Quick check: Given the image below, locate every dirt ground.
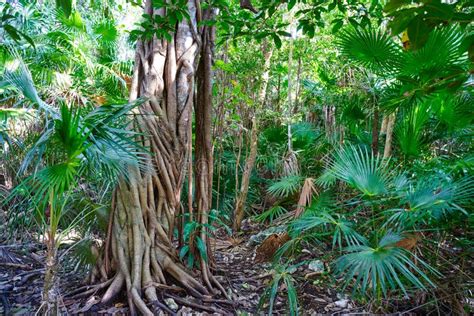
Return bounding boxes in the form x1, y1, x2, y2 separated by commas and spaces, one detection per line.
0, 221, 466, 315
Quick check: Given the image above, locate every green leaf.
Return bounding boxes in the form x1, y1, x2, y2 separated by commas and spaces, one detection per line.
272, 34, 282, 49
17, 30, 35, 48
1, 14, 15, 22
288, 0, 296, 11
337, 1, 347, 13
424, 2, 454, 20
407, 17, 430, 50
335, 231, 439, 297
337, 27, 402, 74
331, 19, 343, 34
384, 0, 411, 13
4, 24, 22, 41
284, 276, 298, 316
179, 245, 189, 259
268, 175, 303, 198
56, 0, 72, 18
277, 31, 292, 37
317, 145, 394, 196
196, 237, 208, 262
388, 9, 416, 34
348, 17, 359, 28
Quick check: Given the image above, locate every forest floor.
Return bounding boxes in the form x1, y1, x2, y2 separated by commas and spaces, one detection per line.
0, 220, 461, 315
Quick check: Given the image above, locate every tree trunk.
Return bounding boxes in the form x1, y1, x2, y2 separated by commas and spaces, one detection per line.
293, 56, 302, 114
93, 1, 214, 314
42, 234, 59, 315
232, 41, 273, 232
194, 8, 225, 294
380, 115, 388, 135
372, 107, 379, 155
383, 113, 396, 158
233, 117, 258, 232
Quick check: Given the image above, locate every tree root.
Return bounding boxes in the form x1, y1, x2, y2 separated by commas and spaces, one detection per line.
165, 293, 229, 314
65, 278, 113, 299
89, 177, 224, 315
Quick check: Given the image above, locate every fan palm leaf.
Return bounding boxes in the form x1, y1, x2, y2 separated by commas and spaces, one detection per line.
335, 232, 438, 297
318, 145, 394, 196
337, 28, 402, 74
1, 52, 57, 116
401, 26, 468, 80
291, 207, 366, 250
267, 175, 304, 198
255, 205, 287, 223
395, 102, 430, 158
385, 175, 474, 228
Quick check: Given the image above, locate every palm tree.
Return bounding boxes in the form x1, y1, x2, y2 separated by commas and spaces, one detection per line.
2, 56, 142, 313
337, 26, 471, 158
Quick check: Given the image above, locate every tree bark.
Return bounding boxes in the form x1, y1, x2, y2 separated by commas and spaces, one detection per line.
194, 8, 225, 294
42, 233, 59, 315
372, 107, 379, 155
93, 1, 215, 314
380, 115, 388, 135
293, 56, 302, 114
383, 113, 396, 158
233, 117, 258, 232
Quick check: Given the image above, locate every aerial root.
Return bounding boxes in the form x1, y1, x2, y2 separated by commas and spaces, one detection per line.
65, 278, 114, 299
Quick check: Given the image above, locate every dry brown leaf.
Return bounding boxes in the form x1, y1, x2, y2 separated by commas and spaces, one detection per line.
295, 178, 317, 217
255, 233, 291, 263
395, 234, 420, 250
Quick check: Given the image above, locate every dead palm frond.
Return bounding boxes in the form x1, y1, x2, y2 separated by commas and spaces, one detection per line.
295, 177, 317, 217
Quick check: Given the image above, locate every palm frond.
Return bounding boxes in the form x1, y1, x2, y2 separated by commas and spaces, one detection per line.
267, 175, 304, 198
255, 205, 287, 223
1, 52, 57, 116
432, 92, 473, 132
335, 231, 438, 297
295, 178, 317, 216
291, 210, 366, 250
395, 102, 430, 158
337, 28, 402, 74
402, 26, 468, 80
385, 175, 474, 228
318, 145, 394, 196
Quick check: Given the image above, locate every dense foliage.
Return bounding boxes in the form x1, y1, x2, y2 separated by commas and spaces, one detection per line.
1, 0, 473, 314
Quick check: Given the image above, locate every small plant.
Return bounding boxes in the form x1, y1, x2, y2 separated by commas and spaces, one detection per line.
259, 263, 300, 316
255, 205, 287, 223
179, 209, 230, 268
334, 232, 439, 300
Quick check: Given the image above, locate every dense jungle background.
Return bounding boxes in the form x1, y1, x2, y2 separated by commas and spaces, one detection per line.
0, 0, 473, 314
